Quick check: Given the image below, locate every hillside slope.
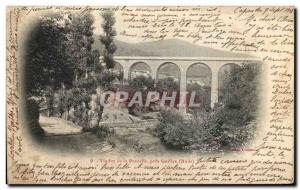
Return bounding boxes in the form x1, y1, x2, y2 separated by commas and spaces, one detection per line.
93, 36, 251, 58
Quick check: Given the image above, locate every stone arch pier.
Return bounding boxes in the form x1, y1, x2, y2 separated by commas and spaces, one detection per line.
113, 56, 260, 112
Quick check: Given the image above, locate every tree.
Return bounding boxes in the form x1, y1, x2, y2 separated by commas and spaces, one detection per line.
66, 13, 99, 81
92, 10, 118, 121
156, 78, 179, 93
25, 13, 73, 96
187, 83, 211, 111
65, 13, 100, 113
211, 63, 260, 148
128, 76, 155, 91
100, 10, 117, 69
89, 49, 102, 75
25, 13, 101, 118
221, 63, 260, 123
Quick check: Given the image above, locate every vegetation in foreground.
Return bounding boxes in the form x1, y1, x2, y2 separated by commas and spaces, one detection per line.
156, 63, 259, 152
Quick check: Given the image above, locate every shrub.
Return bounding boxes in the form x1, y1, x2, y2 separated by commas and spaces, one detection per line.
156, 110, 215, 151
220, 63, 260, 124
156, 109, 256, 152
156, 111, 191, 149
156, 60, 260, 152
156, 77, 179, 92
203, 107, 256, 150
187, 83, 211, 111
128, 76, 155, 91
97, 69, 118, 90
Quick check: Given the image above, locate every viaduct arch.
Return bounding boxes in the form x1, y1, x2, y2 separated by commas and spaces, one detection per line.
111, 56, 260, 112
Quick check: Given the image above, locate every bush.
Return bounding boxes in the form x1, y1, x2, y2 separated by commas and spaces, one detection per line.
98, 69, 120, 90
156, 77, 179, 92
156, 111, 194, 149
187, 83, 211, 111
156, 109, 256, 152
156, 62, 260, 152
220, 63, 260, 123
128, 76, 155, 91
205, 107, 256, 150
156, 110, 221, 151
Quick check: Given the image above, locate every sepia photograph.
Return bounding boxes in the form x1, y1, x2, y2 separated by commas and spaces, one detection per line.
6, 5, 294, 185
24, 10, 262, 156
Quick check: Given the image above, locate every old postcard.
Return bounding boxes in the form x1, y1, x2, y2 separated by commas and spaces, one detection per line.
6, 6, 294, 184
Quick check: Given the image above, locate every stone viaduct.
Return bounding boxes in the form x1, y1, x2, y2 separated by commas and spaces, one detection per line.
111, 56, 260, 111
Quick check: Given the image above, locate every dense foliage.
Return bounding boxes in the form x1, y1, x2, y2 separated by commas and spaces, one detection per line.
156, 77, 179, 92
25, 14, 73, 96
156, 63, 260, 151
25, 11, 119, 137
128, 76, 155, 91
187, 83, 211, 111
100, 11, 117, 69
